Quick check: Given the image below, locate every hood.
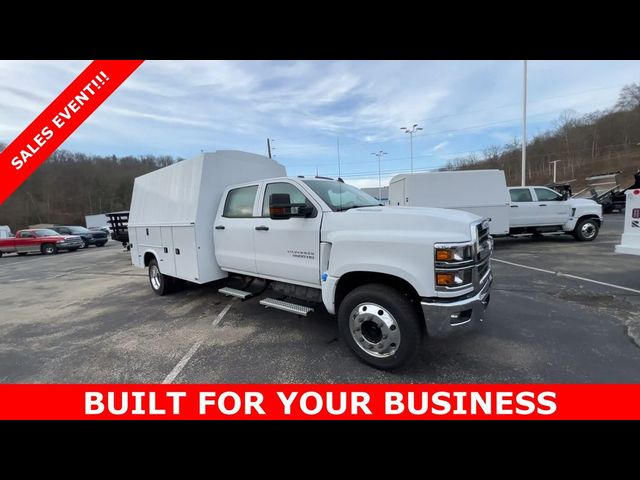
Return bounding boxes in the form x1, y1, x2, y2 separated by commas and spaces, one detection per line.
567, 198, 600, 208
322, 206, 481, 243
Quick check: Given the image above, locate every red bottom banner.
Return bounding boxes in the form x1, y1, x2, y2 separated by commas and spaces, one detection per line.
0, 384, 638, 420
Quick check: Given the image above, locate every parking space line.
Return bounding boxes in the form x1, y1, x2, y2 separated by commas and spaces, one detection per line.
493, 258, 640, 295
161, 301, 233, 384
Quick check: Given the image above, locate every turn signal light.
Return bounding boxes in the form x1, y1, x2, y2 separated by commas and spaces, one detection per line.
436, 273, 455, 286
436, 249, 453, 261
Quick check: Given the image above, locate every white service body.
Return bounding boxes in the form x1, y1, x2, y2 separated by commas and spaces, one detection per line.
615, 189, 640, 256
85, 214, 110, 230
389, 170, 510, 235
128, 151, 286, 283
0, 226, 10, 239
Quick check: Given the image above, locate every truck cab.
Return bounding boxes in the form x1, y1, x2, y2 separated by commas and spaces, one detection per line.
508, 186, 603, 241
212, 177, 492, 368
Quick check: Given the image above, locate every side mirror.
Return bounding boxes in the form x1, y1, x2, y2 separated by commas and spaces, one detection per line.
269, 193, 309, 220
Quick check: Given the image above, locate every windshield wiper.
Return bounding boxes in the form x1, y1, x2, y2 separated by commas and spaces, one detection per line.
337, 205, 377, 212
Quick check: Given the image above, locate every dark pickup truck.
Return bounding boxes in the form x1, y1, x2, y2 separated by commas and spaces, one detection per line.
0, 229, 84, 257
52, 226, 109, 248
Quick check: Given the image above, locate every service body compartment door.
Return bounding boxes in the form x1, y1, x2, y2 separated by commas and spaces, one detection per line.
172, 226, 199, 281
160, 226, 176, 276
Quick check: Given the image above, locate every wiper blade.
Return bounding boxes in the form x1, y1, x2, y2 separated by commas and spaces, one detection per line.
337, 205, 377, 212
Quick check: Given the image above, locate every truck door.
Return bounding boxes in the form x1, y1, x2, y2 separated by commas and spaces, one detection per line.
214, 184, 259, 274
16, 231, 39, 252
254, 181, 321, 285
509, 188, 538, 226
533, 187, 571, 225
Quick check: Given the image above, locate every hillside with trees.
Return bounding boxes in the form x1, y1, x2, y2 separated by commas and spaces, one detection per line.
0, 148, 180, 230
444, 82, 640, 190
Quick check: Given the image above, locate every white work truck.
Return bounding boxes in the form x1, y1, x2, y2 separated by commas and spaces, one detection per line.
129, 151, 493, 369
507, 186, 603, 241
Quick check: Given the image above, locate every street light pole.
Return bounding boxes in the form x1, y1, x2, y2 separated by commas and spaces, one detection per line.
400, 124, 423, 173
522, 60, 528, 186
371, 151, 388, 201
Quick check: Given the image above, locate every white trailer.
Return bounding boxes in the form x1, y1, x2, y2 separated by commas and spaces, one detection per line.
389, 170, 510, 235
615, 189, 640, 256
85, 213, 110, 230
128, 151, 286, 284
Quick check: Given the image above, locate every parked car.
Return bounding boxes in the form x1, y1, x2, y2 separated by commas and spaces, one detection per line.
0, 229, 84, 257
52, 226, 109, 248
89, 226, 111, 235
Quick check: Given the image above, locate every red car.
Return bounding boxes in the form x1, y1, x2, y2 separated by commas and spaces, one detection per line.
0, 229, 84, 257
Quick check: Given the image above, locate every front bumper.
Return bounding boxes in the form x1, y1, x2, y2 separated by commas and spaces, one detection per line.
57, 240, 83, 249
420, 273, 492, 338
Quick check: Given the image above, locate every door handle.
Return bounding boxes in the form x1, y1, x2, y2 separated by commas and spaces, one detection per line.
255, 225, 269, 231
511, 205, 519, 208
215, 225, 225, 230
539, 204, 547, 207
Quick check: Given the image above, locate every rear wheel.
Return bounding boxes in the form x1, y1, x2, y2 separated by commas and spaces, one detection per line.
149, 259, 174, 296
573, 218, 599, 241
41, 243, 58, 255
338, 283, 423, 370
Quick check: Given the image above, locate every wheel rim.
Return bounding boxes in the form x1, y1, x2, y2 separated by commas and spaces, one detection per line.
150, 266, 162, 290
44, 246, 54, 254
581, 222, 596, 239
349, 302, 401, 358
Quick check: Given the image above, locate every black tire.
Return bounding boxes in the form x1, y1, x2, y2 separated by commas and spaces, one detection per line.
0, 251, 3, 258
572, 218, 600, 241
81, 239, 89, 249
69, 247, 79, 252
338, 283, 423, 370
148, 259, 174, 296
17, 252, 28, 256
41, 243, 58, 255
96, 242, 107, 247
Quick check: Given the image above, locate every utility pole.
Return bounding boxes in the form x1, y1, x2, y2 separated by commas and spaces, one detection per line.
267, 138, 272, 159
401, 124, 423, 173
549, 160, 561, 183
371, 151, 388, 201
522, 60, 528, 186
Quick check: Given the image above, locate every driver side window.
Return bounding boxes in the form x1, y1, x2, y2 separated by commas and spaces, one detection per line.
534, 188, 562, 202
262, 183, 315, 217
19, 231, 34, 238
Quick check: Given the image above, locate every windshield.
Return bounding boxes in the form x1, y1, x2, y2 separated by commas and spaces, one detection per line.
302, 180, 381, 212
35, 229, 60, 237
69, 226, 90, 234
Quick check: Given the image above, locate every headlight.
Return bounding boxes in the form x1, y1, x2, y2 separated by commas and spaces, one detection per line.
435, 245, 473, 262
436, 269, 473, 287
56, 240, 66, 244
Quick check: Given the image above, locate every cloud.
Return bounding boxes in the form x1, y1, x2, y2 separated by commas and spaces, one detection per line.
1, 60, 640, 179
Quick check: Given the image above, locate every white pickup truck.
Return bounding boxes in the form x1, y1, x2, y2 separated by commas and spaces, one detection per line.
508, 186, 603, 241
129, 151, 493, 369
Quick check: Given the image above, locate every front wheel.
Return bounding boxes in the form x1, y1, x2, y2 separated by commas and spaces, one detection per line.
41, 243, 58, 255
149, 259, 174, 296
81, 239, 89, 249
573, 218, 600, 241
338, 284, 423, 370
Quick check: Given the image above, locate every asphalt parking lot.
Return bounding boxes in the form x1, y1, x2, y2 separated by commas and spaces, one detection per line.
1, 215, 639, 383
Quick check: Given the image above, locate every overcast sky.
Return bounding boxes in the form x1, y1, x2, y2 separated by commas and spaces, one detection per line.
1, 60, 639, 187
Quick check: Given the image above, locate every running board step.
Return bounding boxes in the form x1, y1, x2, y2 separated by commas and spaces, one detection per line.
259, 298, 314, 316
218, 287, 252, 300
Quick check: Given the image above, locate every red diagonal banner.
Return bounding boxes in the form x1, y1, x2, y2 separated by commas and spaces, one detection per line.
0, 60, 144, 204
